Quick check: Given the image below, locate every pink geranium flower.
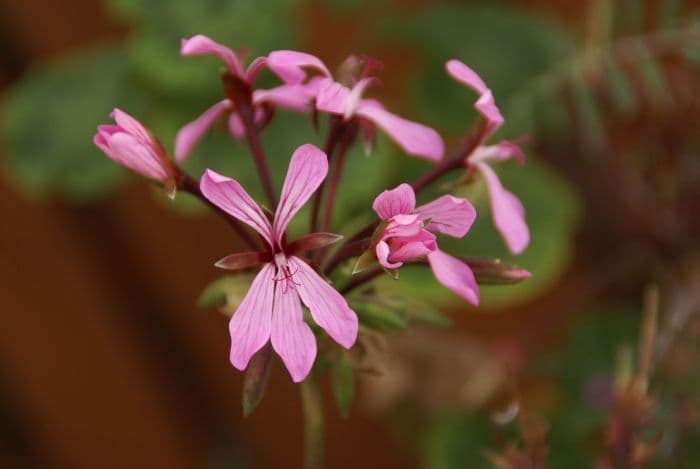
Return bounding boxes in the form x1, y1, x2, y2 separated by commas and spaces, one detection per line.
200, 144, 358, 382
175, 37, 331, 162
268, 52, 445, 162
370, 183, 479, 305
94, 108, 172, 183
446, 59, 530, 254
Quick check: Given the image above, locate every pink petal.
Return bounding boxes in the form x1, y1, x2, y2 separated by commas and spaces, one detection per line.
266, 50, 330, 85
270, 277, 317, 383
98, 132, 169, 181
180, 35, 244, 77
416, 194, 476, 238
355, 103, 444, 161
344, 77, 375, 119
476, 162, 530, 255
174, 100, 232, 162
110, 108, 151, 142
388, 230, 437, 263
427, 250, 479, 305
228, 263, 275, 371
228, 107, 266, 140
315, 79, 350, 115
475, 90, 504, 138
471, 140, 525, 165
376, 240, 402, 269
445, 60, 504, 138
253, 84, 313, 113
245, 56, 268, 83
200, 169, 273, 246
445, 59, 489, 95
272, 144, 328, 244
289, 257, 358, 349
372, 183, 416, 219
383, 213, 423, 238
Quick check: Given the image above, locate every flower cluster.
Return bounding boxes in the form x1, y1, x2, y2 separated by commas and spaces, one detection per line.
93, 35, 530, 384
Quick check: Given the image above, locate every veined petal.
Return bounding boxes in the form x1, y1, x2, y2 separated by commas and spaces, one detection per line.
383, 213, 422, 238
445, 59, 489, 95
266, 50, 330, 85
344, 77, 375, 119
180, 35, 244, 77
316, 79, 350, 114
102, 132, 169, 181
427, 250, 479, 305
272, 144, 328, 244
372, 183, 416, 219
229, 264, 275, 371
388, 230, 437, 262
174, 100, 232, 162
200, 169, 273, 246
416, 194, 476, 238
476, 162, 529, 255
270, 278, 316, 383
289, 257, 358, 349
355, 103, 444, 161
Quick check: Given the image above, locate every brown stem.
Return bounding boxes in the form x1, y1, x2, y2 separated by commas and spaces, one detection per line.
320, 134, 354, 234
176, 170, 260, 250
322, 237, 371, 274
310, 116, 343, 233
340, 267, 383, 295
223, 74, 277, 209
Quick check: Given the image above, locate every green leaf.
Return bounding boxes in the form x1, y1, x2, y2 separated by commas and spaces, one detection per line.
1, 45, 137, 202
197, 274, 254, 310
330, 351, 355, 418
351, 300, 408, 332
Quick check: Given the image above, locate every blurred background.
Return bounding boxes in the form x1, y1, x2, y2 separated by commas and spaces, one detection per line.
1, 0, 700, 467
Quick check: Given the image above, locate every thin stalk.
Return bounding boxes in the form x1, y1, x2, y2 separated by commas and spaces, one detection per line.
321, 237, 371, 274
239, 107, 277, 209
310, 117, 343, 233
300, 376, 324, 469
320, 136, 353, 234
176, 170, 259, 250
340, 266, 383, 295
223, 74, 277, 209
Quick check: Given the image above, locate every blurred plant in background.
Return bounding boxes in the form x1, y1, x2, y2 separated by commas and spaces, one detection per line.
2, 0, 700, 468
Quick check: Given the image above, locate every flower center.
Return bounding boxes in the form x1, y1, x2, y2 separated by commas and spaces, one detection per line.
273, 253, 300, 293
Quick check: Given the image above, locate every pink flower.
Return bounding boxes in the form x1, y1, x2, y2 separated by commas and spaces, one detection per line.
371, 183, 479, 305
200, 144, 358, 382
94, 109, 171, 182
268, 51, 444, 161
175, 37, 331, 162
446, 59, 530, 254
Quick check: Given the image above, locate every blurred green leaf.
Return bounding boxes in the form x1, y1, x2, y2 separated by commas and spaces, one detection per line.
197, 274, 254, 311
1, 45, 137, 202
351, 300, 408, 332
330, 351, 355, 418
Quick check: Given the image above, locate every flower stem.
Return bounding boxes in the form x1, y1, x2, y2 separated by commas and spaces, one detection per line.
300, 376, 324, 469
340, 266, 383, 294
310, 116, 342, 233
176, 169, 260, 250
223, 74, 277, 209
320, 131, 354, 234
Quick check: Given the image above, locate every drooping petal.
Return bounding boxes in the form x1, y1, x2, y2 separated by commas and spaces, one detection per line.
476, 162, 529, 254
272, 144, 328, 244
245, 56, 268, 83
174, 100, 232, 162
266, 50, 331, 85
228, 264, 275, 371
445, 60, 504, 138
343, 77, 375, 119
200, 169, 273, 246
315, 79, 350, 115
427, 250, 479, 305
372, 183, 416, 219
355, 102, 444, 161
289, 257, 358, 349
98, 131, 169, 181
270, 278, 317, 383
383, 214, 423, 239
415, 194, 476, 238
445, 59, 489, 95
376, 240, 403, 269
180, 35, 244, 77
